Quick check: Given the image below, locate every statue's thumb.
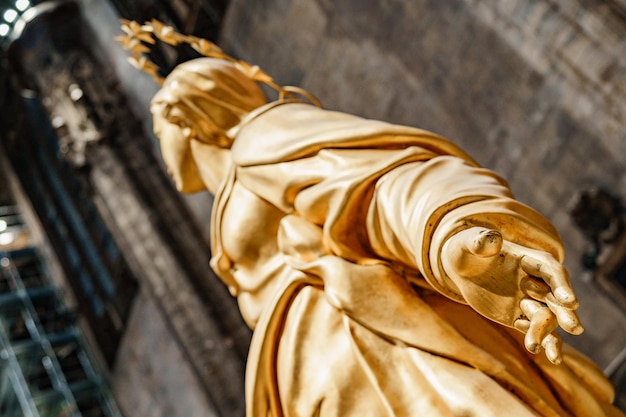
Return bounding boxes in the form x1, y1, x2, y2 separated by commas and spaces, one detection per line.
443, 227, 503, 278
465, 228, 503, 258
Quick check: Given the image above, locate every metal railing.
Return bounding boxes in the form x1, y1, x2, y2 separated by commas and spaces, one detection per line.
0, 247, 123, 417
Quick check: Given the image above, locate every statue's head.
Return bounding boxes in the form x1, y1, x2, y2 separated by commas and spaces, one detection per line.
151, 57, 267, 147
150, 58, 267, 192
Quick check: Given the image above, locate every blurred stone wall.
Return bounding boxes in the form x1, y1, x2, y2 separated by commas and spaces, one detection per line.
220, 0, 626, 367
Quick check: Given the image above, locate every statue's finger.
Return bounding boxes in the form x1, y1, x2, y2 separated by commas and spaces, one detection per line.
513, 318, 530, 333
541, 333, 563, 365
520, 298, 557, 354
520, 276, 550, 302
520, 255, 579, 310
544, 294, 584, 335
514, 317, 563, 364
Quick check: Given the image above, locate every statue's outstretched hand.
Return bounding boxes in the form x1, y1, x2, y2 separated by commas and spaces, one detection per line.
441, 227, 583, 364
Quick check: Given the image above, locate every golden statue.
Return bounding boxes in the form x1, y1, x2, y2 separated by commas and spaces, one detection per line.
119, 21, 625, 417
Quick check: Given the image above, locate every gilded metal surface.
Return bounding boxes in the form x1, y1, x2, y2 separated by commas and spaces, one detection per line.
147, 51, 625, 416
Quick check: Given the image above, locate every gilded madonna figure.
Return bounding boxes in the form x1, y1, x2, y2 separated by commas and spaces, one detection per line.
119, 20, 625, 417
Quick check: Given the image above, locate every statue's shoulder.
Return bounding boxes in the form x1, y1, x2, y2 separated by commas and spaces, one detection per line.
231, 102, 374, 166
231, 102, 471, 167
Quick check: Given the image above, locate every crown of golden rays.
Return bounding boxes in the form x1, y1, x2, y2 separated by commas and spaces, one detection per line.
116, 19, 321, 106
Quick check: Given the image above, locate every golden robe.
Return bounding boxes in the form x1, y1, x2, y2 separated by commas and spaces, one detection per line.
207, 101, 622, 417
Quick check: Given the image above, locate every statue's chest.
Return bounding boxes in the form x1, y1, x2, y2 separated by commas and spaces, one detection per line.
219, 181, 285, 271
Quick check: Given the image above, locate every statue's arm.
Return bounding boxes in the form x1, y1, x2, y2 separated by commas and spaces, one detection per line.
236, 144, 581, 362
367, 154, 582, 364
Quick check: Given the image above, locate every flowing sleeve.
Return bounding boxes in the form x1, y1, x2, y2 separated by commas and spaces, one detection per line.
366, 155, 564, 302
